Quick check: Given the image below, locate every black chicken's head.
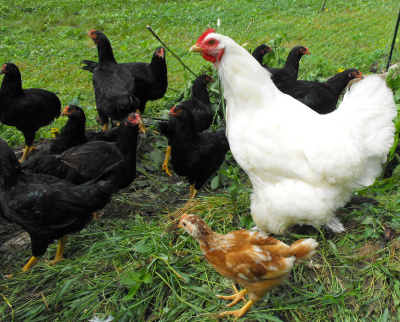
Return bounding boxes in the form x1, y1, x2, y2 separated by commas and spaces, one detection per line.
348, 69, 363, 79
0, 62, 18, 76
88, 29, 104, 44
205, 75, 215, 84
295, 46, 311, 56
256, 44, 272, 55
168, 105, 185, 117
155, 47, 165, 59
61, 105, 84, 118
123, 113, 144, 131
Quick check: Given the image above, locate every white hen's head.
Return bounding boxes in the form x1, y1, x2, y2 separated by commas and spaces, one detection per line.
189, 29, 230, 65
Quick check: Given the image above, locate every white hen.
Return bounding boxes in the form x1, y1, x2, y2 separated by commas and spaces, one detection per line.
190, 29, 396, 234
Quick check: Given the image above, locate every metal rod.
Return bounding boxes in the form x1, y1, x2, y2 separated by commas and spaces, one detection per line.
146, 25, 197, 77
386, 9, 400, 71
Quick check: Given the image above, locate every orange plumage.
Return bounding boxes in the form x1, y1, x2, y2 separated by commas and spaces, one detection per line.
178, 214, 318, 319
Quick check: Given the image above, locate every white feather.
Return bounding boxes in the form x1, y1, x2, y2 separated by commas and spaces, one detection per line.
204, 32, 396, 234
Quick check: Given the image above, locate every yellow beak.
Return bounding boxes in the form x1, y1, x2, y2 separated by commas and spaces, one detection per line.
189, 44, 203, 52
178, 213, 189, 228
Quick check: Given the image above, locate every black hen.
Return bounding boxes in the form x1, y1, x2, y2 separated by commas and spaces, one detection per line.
266, 46, 310, 85
0, 137, 121, 275
82, 47, 168, 116
50, 105, 121, 154
87, 30, 140, 131
0, 62, 61, 161
22, 113, 141, 190
161, 74, 215, 176
159, 105, 229, 200
252, 44, 272, 66
276, 69, 364, 114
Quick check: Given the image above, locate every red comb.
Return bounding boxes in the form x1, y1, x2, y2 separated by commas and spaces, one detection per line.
196, 29, 216, 44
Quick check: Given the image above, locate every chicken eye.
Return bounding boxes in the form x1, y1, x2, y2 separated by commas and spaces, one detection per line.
183, 222, 187, 227
209, 40, 215, 45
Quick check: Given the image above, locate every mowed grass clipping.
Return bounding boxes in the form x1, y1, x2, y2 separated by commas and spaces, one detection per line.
1, 0, 400, 321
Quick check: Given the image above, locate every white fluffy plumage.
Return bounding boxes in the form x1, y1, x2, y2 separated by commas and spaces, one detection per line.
191, 30, 396, 234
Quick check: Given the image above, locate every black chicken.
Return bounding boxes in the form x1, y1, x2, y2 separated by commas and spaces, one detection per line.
161, 74, 215, 176
276, 69, 364, 114
49, 105, 122, 154
87, 30, 140, 131
0, 137, 121, 275
266, 46, 310, 85
22, 113, 141, 190
0, 62, 61, 162
82, 47, 168, 116
159, 105, 229, 200
252, 44, 272, 66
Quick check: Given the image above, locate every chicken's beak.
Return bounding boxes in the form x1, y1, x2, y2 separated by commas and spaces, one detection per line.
178, 213, 189, 228
60, 106, 70, 117
190, 44, 203, 53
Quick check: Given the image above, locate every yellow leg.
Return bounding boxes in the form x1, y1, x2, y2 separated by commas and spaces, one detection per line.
219, 300, 255, 319
162, 146, 172, 176
93, 211, 101, 220
49, 235, 68, 265
3, 255, 41, 278
28, 145, 38, 153
22, 256, 41, 272
189, 184, 195, 199
19, 145, 31, 162
190, 188, 198, 200
102, 123, 108, 131
217, 285, 247, 307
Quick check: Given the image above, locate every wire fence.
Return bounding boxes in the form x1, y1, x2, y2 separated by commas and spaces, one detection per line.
0, 0, 399, 117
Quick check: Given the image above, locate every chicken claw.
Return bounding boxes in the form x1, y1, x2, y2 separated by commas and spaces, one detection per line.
219, 300, 255, 319
217, 285, 247, 307
19, 145, 38, 162
47, 236, 68, 266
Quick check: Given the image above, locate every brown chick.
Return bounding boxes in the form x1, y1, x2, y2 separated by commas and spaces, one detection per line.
178, 214, 318, 319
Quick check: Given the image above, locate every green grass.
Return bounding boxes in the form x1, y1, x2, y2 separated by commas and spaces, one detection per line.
1, 0, 400, 321
0, 0, 399, 145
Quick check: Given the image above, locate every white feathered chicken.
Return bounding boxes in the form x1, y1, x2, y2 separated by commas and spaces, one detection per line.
190, 29, 396, 234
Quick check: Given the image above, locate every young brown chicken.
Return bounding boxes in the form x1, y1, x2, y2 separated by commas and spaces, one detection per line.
178, 214, 318, 319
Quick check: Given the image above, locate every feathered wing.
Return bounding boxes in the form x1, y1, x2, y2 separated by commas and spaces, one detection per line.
306, 75, 396, 187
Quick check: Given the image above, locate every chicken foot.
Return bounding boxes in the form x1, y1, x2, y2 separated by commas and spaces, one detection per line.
217, 285, 255, 319
162, 145, 172, 176
47, 235, 68, 266
3, 255, 42, 278
219, 299, 255, 319
19, 145, 38, 162
217, 284, 247, 306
